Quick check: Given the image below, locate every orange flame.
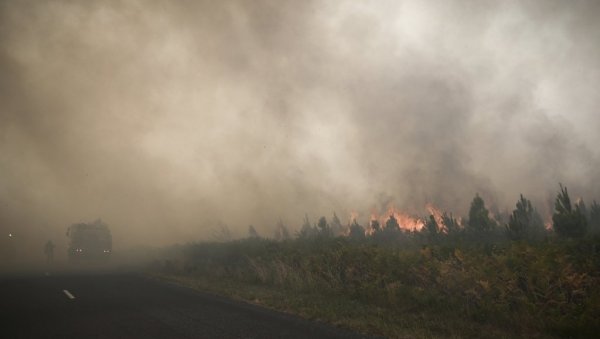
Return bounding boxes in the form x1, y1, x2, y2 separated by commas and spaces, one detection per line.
425, 203, 444, 226
356, 203, 452, 235
382, 205, 424, 231
349, 210, 359, 223
425, 203, 449, 233
369, 207, 379, 222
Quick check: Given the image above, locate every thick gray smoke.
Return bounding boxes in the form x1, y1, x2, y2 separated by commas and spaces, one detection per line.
1, 0, 599, 252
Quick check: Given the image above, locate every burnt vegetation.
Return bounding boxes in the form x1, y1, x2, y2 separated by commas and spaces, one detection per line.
155, 184, 600, 338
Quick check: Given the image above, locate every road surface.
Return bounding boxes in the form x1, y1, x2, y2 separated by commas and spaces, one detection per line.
0, 270, 371, 338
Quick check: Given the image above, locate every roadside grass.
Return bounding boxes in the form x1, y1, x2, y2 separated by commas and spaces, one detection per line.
148, 237, 600, 338
153, 273, 514, 339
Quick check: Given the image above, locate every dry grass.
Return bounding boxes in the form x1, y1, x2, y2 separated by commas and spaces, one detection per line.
149, 237, 600, 338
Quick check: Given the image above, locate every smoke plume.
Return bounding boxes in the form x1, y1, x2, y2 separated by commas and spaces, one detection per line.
1, 0, 599, 252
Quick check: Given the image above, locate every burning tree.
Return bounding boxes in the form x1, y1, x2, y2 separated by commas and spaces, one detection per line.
370, 214, 403, 243
348, 219, 366, 241
370, 219, 381, 233
423, 214, 440, 240
441, 212, 461, 235
384, 214, 402, 240
369, 218, 386, 242
384, 214, 400, 231
552, 184, 587, 238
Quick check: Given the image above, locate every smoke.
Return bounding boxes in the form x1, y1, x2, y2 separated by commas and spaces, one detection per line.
1, 0, 599, 251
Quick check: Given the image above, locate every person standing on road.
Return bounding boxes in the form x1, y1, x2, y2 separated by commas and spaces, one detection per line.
44, 240, 55, 263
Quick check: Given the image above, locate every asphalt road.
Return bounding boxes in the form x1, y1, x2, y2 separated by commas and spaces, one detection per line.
0, 270, 370, 339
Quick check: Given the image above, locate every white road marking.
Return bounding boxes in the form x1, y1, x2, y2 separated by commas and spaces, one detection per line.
63, 289, 75, 299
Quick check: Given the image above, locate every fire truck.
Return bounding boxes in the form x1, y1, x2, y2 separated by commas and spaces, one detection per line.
67, 219, 112, 261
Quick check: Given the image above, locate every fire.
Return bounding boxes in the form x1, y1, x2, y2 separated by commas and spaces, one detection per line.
358, 203, 454, 235
364, 209, 379, 235
337, 202, 472, 237
425, 203, 444, 227
369, 208, 379, 222
349, 210, 359, 223
425, 203, 465, 233
371, 205, 425, 232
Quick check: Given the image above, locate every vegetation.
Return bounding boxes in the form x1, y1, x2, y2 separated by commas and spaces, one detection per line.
590, 201, 600, 235
423, 214, 440, 241
467, 194, 496, 234
247, 224, 259, 238
347, 219, 366, 241
553, 184, 587, 238
151, 185, 600, 338
274, 219, 291, 241
505, 194, 545, 241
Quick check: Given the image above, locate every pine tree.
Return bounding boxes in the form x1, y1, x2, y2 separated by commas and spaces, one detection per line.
424, 214, 439, 240
298, 214, 316, 239
370, 219, 381, 233
467, 194, 495, 233
348, 219, 366, 240
211, 222, 232, 242
331, 212, 343, 236
441, 212, 460, 234
382, 214, 402, 242
385, 214, 400, 231
552, 184, 587, 238
369, 219, 383, 241
317, 216, 332, 238
274, 219, 291, 241
248, 225, 259, 239
590, 200, 600, 234
505, 194, 545, 241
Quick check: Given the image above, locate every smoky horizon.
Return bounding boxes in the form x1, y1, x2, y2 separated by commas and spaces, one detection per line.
1, 0, 600, 254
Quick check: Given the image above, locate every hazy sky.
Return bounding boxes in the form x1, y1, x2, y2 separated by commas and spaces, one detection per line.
1, 0, 599, 248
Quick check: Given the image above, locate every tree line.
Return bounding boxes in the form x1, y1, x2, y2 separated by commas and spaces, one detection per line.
243, 184, 600, 244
